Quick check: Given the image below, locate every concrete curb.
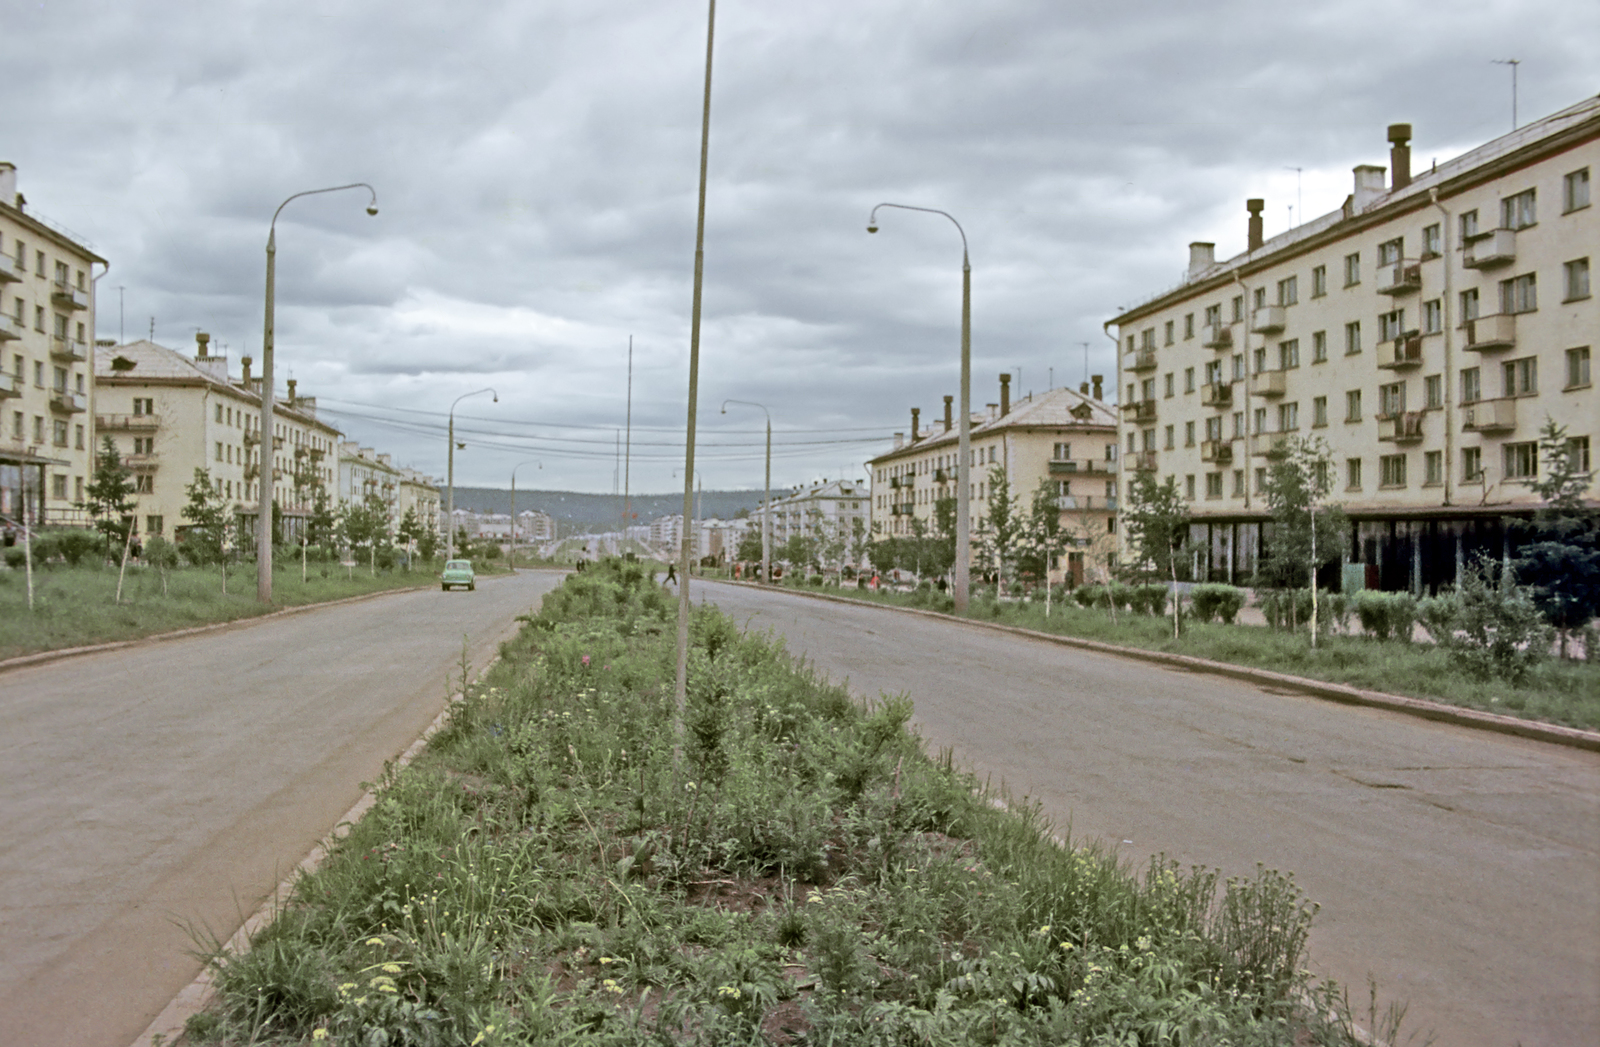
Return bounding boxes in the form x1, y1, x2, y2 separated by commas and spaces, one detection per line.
701, 579, 1600, 754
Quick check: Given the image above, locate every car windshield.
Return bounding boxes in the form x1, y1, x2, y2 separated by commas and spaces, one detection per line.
445, 560, 472, 570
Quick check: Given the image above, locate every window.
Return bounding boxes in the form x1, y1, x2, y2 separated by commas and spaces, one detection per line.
1461, 366, 1481, 404
1503, 356, 1537, 397
1231, 295, 1244, 322
215, 441, 224, 462
1164, 425, 1175, 450
1425, 451, 1443, 485
1184, 313, 1195, 339
1184, 421, 1195, 447
1141, 377, 1157, 401
1052, 442, 1071, 460
1233, 469, 1245, 496
1184, 366, 1195, 393
1312, 330, 1327, 363
1422, 223, 1442, 258
10, 412, 19, 439
34, 305, 44, 331
1141, 430, 1155, 452
1501, 188, 1536, 230
1253, 286, 1267, 310
35, 251, 45, 276
133, 397, 153, 416
1462, 447, 1483, 483
1424, 374, 1443, 409
1205, 359, 1222, 386
1277, 402, 1299, 431
12, 241, 23, 270
1500, 273, 1537, 313
1460, 287, 1480, 322
1504, 441, 1538, 479
1378, 382, 1405, 417
1460, 209, 1479, 240
1564, 258, 1591, 301
1185, 475, 1196, 500
1254, 407, 1267, 434
1253, 346, 1268, 373
1277, 275, 1298, 305
1204, 303, 1221, 328
1279, 339, 1300, 369
52, 419, 68, 446
1567, 346, 1592, 388
1127, 335, 1136, 351
1141, 328, 1156, 350
1567, 436, 1592, 473
1378, 238, 1403, 266
1311, 265, 1327, 297
1164, 320, 1175, 345
147, 515, 163, 535
74, 424, 83, 449
1345, 321, 1362, 355
33, 415, 44, 443
1205, 415, 1223, 441
1232, 354, 1245, 381
1378, 309, 1405, 341
1255, 468, 1267, 494
52, 474, 67, 500
1345, 389, 1362, 422
136, 475, 154, 494
1232, 411, 1244, 438
1565, 168, 1591, 212
1343, 252, 1361, 287
33, 361, 43, 387
1206, 473, 1224, 499
215, 403, 224, 423
1164, 373, 1175, 397
1380, 454, 1406, 487
52, 366, 67, 392
1312, 396, 1328, 427
1422, 299, 1442, 334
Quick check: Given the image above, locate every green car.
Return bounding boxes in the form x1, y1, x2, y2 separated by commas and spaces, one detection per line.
440, 559, 477, 591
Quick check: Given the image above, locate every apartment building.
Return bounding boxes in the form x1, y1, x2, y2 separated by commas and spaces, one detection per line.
93, 335, 341, 540
754, 478, 868, 562
1109, 95, 1597, 593
338, 442, 405, 531
398, 469, 441, 537
867, 378, 1119, 584
1, 162, 105, 529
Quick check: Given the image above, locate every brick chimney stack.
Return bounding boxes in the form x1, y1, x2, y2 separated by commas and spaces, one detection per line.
195, 331, 210, 358
1092, 374, 1104, 400
999, 373, 1011, 417
241, 355, 253, 386
910, 407, 920, 441
943, 395, 953, 432
1388, 123, 1413, 190
1247, 199, 1265, 252
287, 378, 298, 407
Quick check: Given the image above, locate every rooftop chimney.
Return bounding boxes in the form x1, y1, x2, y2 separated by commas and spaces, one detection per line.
287, 378, 298, 406
943, 394, 953, 432
1353, 164, 1387, 212
893, 431, 905, 450
910, 407, 921, 441
1246, 199, 1264, 252
1080, 381, 1090, 394
999, 373, 1011, 417
1092, 374, 1104, 401
0, 162, 15, 209
1388, 123, 1413, 190
195, 331, 210, 358
1187, 241, 1216, 279
241, 355, 253, 386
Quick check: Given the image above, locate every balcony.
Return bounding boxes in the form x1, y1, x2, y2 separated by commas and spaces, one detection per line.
244, 432, 285, 449
1378, 412, 1424, 443
1130, 450, 1158, 471
0, 254, 19, 283
1127, 347, 1158, 372
0, 314, 22, 341
50, 390, 87, 413
1464, 313, 1516, 352
1200, 439, 1233, 463
1249, 306, 1286, 334
51, 281, 89, 311
1201, 323, 1232, 350
97, 412, 160, 430
1200, 382, 1232, 407
124, 453, 160, 471
1049, 458, 1115, 476
50, 336, 89, 362
933, 468, 951, 483
1121, 398, 1157, 422
1462, 397, 1517, 433
1055, 495, 1116, 512
1252, 434, 1290, 457
1377, 332, 1423, 370
1463, 229, 1516, 269
0, 373, 18, 399
1247, 370, 1286, 398
1377, 261, 1422, 295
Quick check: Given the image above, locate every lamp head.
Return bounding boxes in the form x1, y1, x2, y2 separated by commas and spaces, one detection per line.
866, 223, 878, 234
456, 442, 466, 450
366, 205, 379, 216
491, 392, 498, 403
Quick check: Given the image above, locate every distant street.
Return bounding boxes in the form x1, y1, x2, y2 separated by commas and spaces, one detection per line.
699, 580, 1600, 1047
0, 570, 563, 1047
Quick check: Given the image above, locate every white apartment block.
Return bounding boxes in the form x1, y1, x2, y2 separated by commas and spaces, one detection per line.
94, 335, 341, 541
867, 378, 1120, 584
398, 469, 441, 538
1110, 96, 1597, 594
338, 443, 409, 535
752, 479, 868, 568
1, 162, 104, 529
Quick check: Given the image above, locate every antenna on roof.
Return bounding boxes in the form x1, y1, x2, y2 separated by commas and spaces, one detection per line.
1283, 167, 1302, 228
1492, 58, 1521, 129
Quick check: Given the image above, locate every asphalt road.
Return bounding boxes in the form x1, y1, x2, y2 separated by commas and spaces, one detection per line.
0, 569, 563, 1047
696, 580, 1600, 1047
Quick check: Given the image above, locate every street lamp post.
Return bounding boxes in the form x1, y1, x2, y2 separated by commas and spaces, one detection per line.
510, 458, 542, 568
258, 183, 378, 604
867, 202, 972, 613
721, 399, 770, 585
447, 388, 498, 561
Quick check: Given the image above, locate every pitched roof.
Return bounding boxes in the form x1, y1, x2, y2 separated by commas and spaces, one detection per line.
868, 385, 1116, 466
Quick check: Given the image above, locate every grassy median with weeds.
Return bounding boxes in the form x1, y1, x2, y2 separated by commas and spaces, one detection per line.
187, 560, 1406, 1046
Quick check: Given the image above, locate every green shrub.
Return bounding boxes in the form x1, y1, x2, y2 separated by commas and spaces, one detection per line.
1259, 588, 1312, 631
1435, 556, 1552, 682
55, 529, 104, 566
4, 547, 25, 570
1130, 584, 1168, 616
1191, 584, 1247, 624
1416, 592, 1460, 646
1073, 584, 1104, 609
1354, 590, 1417, 642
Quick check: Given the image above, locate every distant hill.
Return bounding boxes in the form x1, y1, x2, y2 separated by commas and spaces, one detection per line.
443, 487, 767, 533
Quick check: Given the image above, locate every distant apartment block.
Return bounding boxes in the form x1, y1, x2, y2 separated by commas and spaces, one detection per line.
1, 162, 105, 528
1109, 96, 1597, 592
867, 378, 1119, 584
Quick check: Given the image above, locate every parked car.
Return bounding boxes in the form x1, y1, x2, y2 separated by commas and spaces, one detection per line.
440, 559, 476, 591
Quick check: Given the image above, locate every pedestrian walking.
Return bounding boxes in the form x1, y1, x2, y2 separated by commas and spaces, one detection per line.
665, 561, 677, 585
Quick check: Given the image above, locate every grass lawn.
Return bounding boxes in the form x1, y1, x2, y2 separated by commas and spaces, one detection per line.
0, 558, 475, 661
772, 580, 1600, 733
187, 561, 1406, 1046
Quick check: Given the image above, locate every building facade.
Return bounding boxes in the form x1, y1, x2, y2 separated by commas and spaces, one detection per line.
867, 379, 1120, 584
1110, 96, 1597, 593
753, 478, 868, 568
1, 162, 105, 530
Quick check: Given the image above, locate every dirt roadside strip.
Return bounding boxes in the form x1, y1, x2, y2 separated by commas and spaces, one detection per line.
702, 579, 1600, 754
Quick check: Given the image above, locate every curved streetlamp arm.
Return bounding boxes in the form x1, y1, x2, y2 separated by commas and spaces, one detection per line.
718, 399, 772, 586
720, 398, 770, 422
867, 202, 969, 264
446, 387, 498, 561
271, 183, 380, 234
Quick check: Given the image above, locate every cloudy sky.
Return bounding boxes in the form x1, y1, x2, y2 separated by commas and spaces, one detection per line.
5, 0, 1596, 493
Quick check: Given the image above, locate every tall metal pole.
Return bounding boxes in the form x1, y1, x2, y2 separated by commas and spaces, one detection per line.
510, 459, 540, 569
624, 335, 633, 553
675, 0, 717, 722
446, 388, 497, 561
867, 202, 972, 612
257, 183, 377, 603
722, 399, 770, 585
